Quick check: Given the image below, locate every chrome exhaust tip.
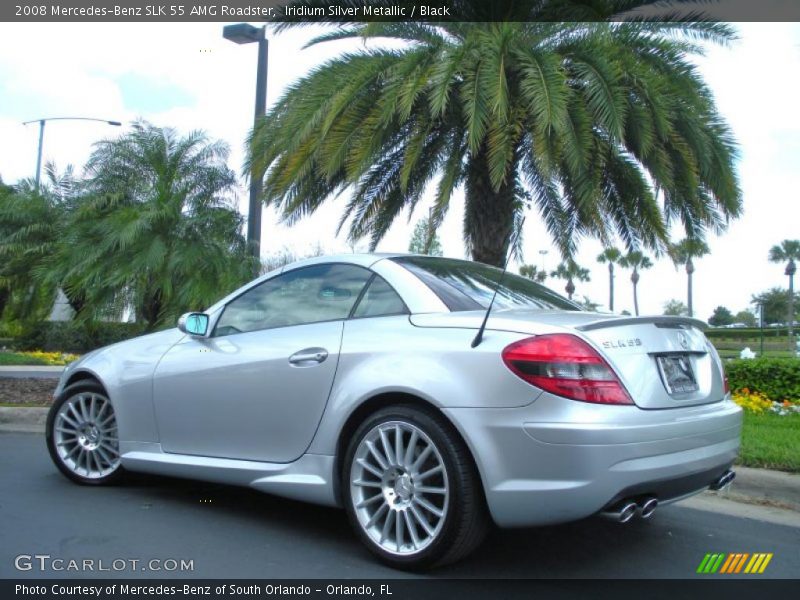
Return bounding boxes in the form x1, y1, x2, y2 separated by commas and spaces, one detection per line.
601, 501, 638, 523
710, 469, 736, 491
619, 502, 637, 523
638, 497, 658, 519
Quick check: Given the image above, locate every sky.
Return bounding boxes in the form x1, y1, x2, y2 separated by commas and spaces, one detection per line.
0, 22, 798, 321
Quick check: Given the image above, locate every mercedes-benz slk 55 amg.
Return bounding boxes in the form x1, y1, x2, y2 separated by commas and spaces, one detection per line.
47, 254, 741, 568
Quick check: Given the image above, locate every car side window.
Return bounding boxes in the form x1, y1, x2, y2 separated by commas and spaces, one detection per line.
352, 275, 408, 319
214, 264, 372, 336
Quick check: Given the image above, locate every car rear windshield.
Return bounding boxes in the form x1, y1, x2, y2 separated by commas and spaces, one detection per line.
392, 256, 581, 312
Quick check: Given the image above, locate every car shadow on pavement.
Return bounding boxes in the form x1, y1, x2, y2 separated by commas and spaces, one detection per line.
120, 472, 665, 578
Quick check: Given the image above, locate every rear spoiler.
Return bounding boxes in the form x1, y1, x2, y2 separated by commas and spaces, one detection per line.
577, 315, 708, 332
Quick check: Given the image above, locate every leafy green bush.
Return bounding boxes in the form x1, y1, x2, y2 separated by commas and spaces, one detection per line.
0, 320, 23, 339
706, 327, 792, 341
15, 321, 146, 354
725, 358, 800, 402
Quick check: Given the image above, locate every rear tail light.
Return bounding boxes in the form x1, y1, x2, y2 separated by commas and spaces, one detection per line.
502, 334, 633, 405
723, 375, 730, 395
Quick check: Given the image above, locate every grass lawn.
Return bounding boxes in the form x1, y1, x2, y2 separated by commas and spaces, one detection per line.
0, 352, 51, 366
738, 412, 800, 473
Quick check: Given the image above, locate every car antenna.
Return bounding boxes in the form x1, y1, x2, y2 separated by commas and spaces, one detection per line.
471, 217, 526, 349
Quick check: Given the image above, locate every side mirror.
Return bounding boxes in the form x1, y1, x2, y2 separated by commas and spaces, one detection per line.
178, 312, 209, 337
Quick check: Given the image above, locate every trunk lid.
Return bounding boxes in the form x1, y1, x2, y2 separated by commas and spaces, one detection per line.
410, 310, 724, 409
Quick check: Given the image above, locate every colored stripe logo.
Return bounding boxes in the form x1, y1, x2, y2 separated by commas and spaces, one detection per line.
697, 553, 773, 574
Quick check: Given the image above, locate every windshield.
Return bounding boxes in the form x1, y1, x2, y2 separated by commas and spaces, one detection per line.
392, 256, 581, 312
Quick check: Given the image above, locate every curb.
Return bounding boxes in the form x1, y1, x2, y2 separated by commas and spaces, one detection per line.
0, 407, 798, 513
710, 466, 800, 512
0, 366, 64, 379
0, 407, 49, 433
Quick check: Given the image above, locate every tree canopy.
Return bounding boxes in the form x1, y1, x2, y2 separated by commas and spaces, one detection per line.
249, 1, 742, 267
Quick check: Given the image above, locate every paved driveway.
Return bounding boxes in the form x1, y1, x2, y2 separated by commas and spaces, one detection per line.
1, 432, 798, 579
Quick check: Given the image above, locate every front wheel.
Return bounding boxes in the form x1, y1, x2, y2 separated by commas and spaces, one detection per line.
46, 381, 124, 485
343, 405, 488, 569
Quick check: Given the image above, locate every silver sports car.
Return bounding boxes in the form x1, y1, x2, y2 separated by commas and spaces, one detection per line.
46, 254, 741, 568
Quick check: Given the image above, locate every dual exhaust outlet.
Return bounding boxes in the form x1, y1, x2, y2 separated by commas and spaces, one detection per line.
709, 469, 736, 491
601, 497, 658, 523
602, 469, 736, 524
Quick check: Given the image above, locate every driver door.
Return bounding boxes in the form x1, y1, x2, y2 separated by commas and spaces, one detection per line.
152, 263, 373, 463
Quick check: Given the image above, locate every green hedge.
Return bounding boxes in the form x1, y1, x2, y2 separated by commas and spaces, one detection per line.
706, 327, 793, 341
726, 358, 800, 402
14, 321, 147, 354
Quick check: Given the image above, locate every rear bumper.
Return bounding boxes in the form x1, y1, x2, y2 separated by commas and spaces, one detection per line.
442, 395, 742, 527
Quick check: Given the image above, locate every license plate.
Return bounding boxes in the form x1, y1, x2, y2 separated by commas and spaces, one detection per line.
656, 355, 699, 395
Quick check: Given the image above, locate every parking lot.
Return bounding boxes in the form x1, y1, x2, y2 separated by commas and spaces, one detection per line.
2, 432, 798, 579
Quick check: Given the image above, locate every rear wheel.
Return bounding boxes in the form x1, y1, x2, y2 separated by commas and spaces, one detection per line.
343, 405, 488, 569
46, 381, 124, 485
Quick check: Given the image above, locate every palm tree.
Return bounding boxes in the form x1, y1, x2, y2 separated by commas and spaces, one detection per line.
596, 247, 622, 312
519, 264, 547, 284
408, 212, 443, 256
619, 251, 653, 316
768, 240, 800, 340
0, 164, 85, 320
248, 2, 741, 267
49, 122, 256, 330
550, 260, 590, 301
668, 238, 710, 318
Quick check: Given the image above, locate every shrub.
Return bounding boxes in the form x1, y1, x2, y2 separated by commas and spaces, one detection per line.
706, 327, 792, 341
725, 358, 800, 402
15, 321, 146, 354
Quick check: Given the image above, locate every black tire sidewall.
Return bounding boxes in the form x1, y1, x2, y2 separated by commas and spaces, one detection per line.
342, 405, 478, 570
46, 381, 124, 486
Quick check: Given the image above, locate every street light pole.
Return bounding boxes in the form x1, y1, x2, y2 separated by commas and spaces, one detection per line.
34, 120, 45, 188
23, 117, 122, 189
223, 23, 269, 261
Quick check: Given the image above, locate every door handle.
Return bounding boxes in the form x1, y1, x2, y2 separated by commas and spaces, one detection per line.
288, 348, 328, 366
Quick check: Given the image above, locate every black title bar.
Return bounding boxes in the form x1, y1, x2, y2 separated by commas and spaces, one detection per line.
5, 579, 800, 600
4, 0, 800, 23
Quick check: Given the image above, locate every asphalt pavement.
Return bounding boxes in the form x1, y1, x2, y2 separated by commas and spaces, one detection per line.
1, 431, 798, 579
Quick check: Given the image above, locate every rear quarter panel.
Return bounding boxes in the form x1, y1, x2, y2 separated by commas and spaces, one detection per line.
308, 316, 541, 455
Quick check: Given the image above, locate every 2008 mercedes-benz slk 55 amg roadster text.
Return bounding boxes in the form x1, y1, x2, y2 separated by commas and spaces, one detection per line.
46, 254, 742, 568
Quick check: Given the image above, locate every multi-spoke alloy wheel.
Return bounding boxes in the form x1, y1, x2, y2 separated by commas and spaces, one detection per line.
350, 420, 449, 556
344, 406, 488, 569
46, 382, 123, 485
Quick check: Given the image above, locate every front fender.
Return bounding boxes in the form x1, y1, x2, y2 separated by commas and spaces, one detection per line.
56, 328, 185, 443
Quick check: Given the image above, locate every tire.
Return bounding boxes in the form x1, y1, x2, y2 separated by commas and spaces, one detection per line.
46, 381, 124, 486
343, 404, 489, 569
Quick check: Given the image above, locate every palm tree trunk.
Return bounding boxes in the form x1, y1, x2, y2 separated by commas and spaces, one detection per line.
63, 288, 86, 316
789, 269, 795, 347
464, 146, 518, 267
608, 263, 614, 312
0, 287, 8, 319
632, 269, 640, 316
140, 289, 163, 332
686, 259, 694, 318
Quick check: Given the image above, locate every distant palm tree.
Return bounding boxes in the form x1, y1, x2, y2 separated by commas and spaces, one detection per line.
0, 164, 84, 319
768, 239, 800, 340
619, 251, 653, 316
668, 238, 710, 318
550, 260, 590, 301
49, 122, 256, 330
249, 4, 742, 266
519, 264, 547, 284
596, 247, 622, 312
